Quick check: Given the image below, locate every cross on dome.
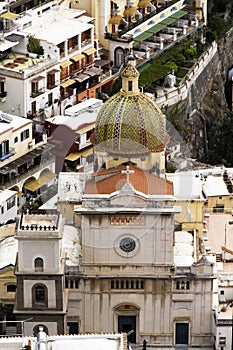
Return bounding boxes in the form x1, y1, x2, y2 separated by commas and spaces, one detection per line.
121, 165, 134, 184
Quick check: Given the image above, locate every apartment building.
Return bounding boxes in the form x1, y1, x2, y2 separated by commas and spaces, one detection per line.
0, 111, 55, 224
0, 2, 113, 122
72, 0, 207, 67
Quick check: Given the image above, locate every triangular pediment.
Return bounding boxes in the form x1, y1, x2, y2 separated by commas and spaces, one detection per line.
110, 190, 147, 207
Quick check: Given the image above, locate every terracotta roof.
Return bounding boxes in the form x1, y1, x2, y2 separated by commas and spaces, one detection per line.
85, 165, 173, 195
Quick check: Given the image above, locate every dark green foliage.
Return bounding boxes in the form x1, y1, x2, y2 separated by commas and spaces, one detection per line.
207, 0, 233, 39
27, 35, 44, 56
166, 162, 177, 173
138, 40, 199, 87
183, 46, 197, 60
174, 53, 186, 66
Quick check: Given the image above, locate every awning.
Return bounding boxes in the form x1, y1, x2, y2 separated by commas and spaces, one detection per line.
148, 23, 166, 33
23, 178, 40, 192
31, 76, 44, 83
60, 60, 72, 69
134, 31, 152, 42
65, 153, 81, 161
48, 69, 60, 74
109, 15, 122, 25
60, 78, 76, 88
0, 40, 19, 51
77, 122, 95, 134
94, 59, 110, 67
124, 6, 137, 16
70, 53, 85, 62
80, 147, 93, 158
65, 147, 93, 161
161, 17, 176, 25
5, 33, 24, 42
137, 0, 151, 8
38, 170, 56, 186
75, 73, 89, 83
23, 170, 56, 192
83, 47, 97, 56
84, 66, 102, 77
0, 12, 18, 20
17, 191, 24, 197
171, 10, 188, 19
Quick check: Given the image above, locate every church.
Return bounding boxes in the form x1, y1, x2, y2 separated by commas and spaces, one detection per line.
14, 56, 214, 349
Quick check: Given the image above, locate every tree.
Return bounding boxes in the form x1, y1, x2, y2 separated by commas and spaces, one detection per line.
27, 35, 44, 56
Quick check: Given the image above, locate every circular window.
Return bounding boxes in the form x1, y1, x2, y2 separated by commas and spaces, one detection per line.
120, 237, 136, 252
115, 235, 139, 257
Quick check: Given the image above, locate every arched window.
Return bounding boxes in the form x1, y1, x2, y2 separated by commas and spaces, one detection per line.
33, 324, 48, 336
33, 284, 48, 307
35, 257, 44, 272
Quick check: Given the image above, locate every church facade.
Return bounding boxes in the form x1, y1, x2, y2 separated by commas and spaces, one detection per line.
14, 56, 214, 349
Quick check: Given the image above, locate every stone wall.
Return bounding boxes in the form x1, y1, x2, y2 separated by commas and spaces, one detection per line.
156, 41, 219, 108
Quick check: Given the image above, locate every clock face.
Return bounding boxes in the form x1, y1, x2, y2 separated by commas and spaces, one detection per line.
115, 235, 139, 257
119, 237, 136, 253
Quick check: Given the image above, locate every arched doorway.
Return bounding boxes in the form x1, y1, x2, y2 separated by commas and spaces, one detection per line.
114, 304, 140, 343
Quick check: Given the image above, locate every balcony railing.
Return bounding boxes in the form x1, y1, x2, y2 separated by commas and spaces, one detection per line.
68, 44, 79, 54
0, 156, 55, 191
47, 81, 59, 89
0, 150, 14, 161
30, 87, 45, 98
106, 0, 184, 41
81, 38, 92, 47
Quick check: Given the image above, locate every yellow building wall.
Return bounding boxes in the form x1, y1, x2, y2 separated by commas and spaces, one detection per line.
174, 200, 204, 237
0, 267, 16, 306
205, 195, 233, 213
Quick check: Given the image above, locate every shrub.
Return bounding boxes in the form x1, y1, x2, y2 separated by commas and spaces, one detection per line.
183, 46, 196, 60
174, 53, 186, 66
27, 35, 44, 56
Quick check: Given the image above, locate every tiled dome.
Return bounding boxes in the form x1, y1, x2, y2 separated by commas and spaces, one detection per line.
93, 59, 166, 156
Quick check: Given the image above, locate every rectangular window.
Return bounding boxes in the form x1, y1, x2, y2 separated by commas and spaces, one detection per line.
0, 80, 6, 97
47, 73, 56, 89
219, 337, 226, 345
7, 196, 15, 210
0, 140, 11, 160
128, 81, 133, 91
213, 205, 224, 213
31, 101, 36, 116
20, 129, 30, 141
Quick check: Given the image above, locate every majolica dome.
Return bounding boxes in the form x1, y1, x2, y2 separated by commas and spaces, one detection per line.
93, 57, 165, 156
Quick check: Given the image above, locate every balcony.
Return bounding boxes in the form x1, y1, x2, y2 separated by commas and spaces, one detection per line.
106, 0, 184, 41
0, 147, 15, 161
30, 87, 45, 98
47, 81, 59, 90
81, 38, 92, 48
68, 44, 79, 54
0, 145, 55, 191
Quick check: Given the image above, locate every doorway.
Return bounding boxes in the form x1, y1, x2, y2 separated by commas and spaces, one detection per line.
118, 315, 136, 343
175, 322, 189, 345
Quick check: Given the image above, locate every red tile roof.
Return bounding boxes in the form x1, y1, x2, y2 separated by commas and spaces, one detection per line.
85, 165, 173, 195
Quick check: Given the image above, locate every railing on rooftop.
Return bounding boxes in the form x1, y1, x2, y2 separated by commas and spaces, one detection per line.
105, 0, 181, 41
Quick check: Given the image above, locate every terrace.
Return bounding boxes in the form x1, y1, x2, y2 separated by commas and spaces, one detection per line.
0, 51, 58, 78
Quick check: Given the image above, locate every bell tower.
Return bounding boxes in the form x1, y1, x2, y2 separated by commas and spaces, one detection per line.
14, 213, 66, 336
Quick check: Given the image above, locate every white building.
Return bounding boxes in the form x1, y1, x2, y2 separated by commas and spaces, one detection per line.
0, 111, 55, 223
0, 2, 113, 121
